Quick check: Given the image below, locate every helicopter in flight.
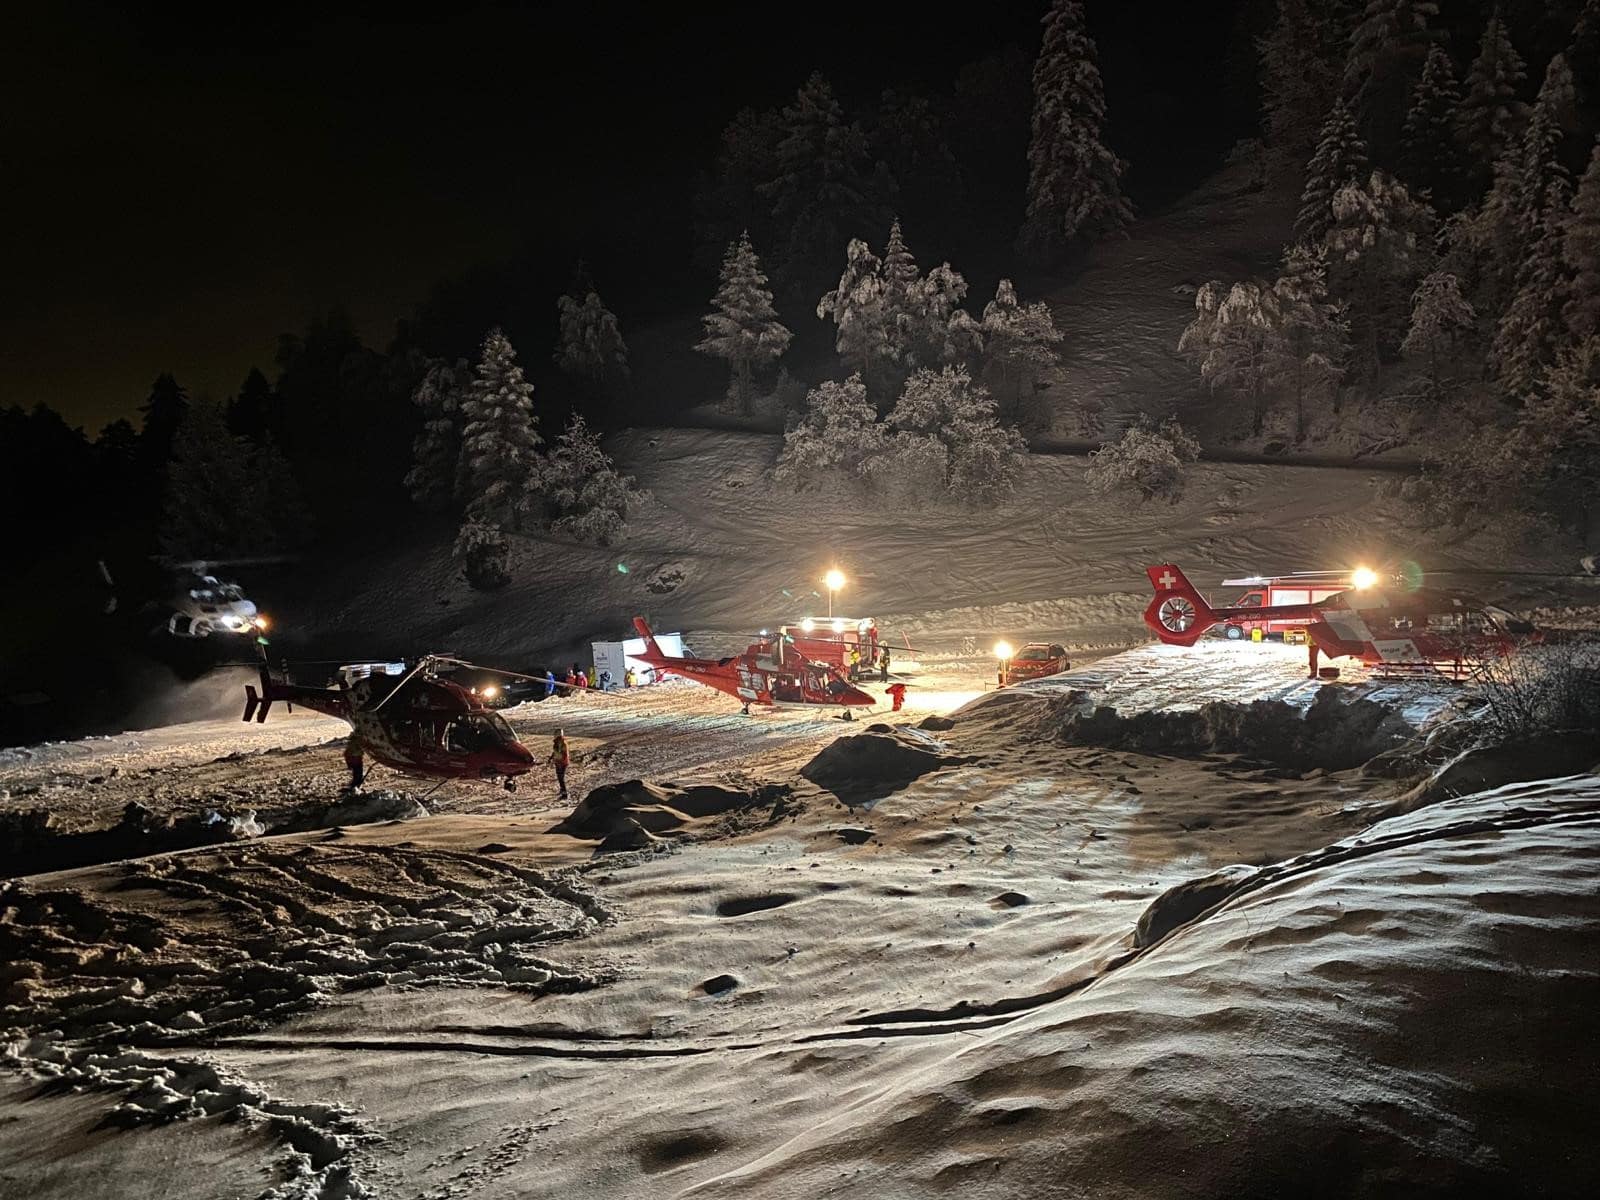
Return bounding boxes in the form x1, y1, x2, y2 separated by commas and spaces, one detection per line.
630, 617, 877, 714
243, 654, 536, 789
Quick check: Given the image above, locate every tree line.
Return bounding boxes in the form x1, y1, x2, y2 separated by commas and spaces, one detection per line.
1162, 0, 1600, 540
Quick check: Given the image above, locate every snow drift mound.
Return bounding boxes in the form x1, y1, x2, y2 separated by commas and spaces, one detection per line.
982, 685, 1416, 770
552, 778, 794, 850
687, 776, 1600, 1199
799, 724, 969, 802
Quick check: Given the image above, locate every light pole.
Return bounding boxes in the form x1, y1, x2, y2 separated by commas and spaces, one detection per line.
824, 569, 845, 618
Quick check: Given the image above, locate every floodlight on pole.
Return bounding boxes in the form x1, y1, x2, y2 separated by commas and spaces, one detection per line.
824, 569, 845, 617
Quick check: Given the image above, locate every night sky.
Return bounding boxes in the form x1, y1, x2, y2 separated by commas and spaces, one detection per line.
4, 1, 1251, 431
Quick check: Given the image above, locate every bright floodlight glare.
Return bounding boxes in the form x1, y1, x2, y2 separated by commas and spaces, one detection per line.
832, 618, 846, 633
1351, 566, 1379, 590
993, 640, 1015, 660
801, 618, 816, 633
254, 615, 269, 630
482, 685, 499, 699
824, 569, 846, 592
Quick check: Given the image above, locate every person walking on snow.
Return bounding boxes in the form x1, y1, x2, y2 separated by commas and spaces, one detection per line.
879, 647, 891, 682
544, 669, 557, 698
885, 682, 907, 712
548, 729, 571, 799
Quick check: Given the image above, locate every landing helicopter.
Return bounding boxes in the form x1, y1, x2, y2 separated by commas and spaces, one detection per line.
1143, 563, 1538, 677
163, 560, 271, 638
243, 653, 537, 788
630, 618, 877, 714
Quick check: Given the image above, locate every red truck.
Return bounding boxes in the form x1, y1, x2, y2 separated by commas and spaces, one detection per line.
1218, 572, 1353, 641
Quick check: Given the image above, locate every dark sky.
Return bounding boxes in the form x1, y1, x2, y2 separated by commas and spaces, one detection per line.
3, 1, 1250, 431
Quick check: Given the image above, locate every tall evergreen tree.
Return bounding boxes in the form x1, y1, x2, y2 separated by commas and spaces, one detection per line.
761, 74, 888, 299
555, 280, 630, 394
136, 373, 189, 478
1570, 0, 1600, 135
225, 367, 282, 445
458, 328, 542, 530
1325, 170, 1436, 371
1296, 97, 1369, 242
871, 92, 964, 247
1018, 0, 1132, 259
693, 105, 788, 274
1180, 279, 1292, 436
1400, 43, 1466, 211
1458, 10, 1528, 194
696, 232, 792, 415
1481, 54, 1576, 313
1257, 0, 1352, 170
1493, 177, 1575, 397
1401, 269, 1476, 396
160, 402, 277, 558
817, 238, 894, 398
1275, 243, 1350, 438
404, 359, 468, 513
1343, 0, 1439, 164
880, 218, 923, 366
1564, 142, 1600, 342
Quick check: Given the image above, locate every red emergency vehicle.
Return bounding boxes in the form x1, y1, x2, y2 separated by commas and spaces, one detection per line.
1217, 573, 1352, 641
775, 616, 881, 671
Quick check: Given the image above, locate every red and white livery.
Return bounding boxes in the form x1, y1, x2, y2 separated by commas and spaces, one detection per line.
631, 617, 876, 713
1143, 563, 1533, 677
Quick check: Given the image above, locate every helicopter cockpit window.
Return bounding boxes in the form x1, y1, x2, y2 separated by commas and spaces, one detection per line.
1240, 592, 1264, 607
447, 714, 515, 752
479, 713, 515, 743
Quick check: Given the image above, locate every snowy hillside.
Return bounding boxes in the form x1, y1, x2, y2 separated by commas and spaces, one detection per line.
279, 423, 1574, 676
275, 419, 1414, 668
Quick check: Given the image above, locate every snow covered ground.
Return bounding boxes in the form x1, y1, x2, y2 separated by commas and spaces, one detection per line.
3, 652, 1593, 1199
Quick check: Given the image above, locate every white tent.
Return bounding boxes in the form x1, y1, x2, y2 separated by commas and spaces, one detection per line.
590, 632, 689, 687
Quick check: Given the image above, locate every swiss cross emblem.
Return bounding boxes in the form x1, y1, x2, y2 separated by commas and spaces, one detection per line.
1158, 570, 1177, 589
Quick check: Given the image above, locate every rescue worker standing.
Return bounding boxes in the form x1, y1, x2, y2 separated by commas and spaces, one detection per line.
879, 647, 891, 682
549, 729, 571, 800
343, 733, 366, 790
885, 682, 907, 711
848, 646, 861, 681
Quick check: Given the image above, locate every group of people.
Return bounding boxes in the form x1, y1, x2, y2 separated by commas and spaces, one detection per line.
542, 662, 652, 698
846, 644, 891, 683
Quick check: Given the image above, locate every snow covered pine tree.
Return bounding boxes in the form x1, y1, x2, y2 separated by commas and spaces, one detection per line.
696, 231, 791, 415
458, 328, 542, 530
555, 282, 630, 397
1018, 0, 1131, 259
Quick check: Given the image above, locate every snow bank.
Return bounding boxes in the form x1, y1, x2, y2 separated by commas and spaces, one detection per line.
684, 777, 1600, 1198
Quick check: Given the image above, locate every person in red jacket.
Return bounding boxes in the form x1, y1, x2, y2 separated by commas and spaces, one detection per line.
885, 682, 907, 712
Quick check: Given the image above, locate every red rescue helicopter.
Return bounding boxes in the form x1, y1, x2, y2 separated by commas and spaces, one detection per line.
1142, 563, 1536, 677
630, 618, 877, 714
243, 655, 537, 788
